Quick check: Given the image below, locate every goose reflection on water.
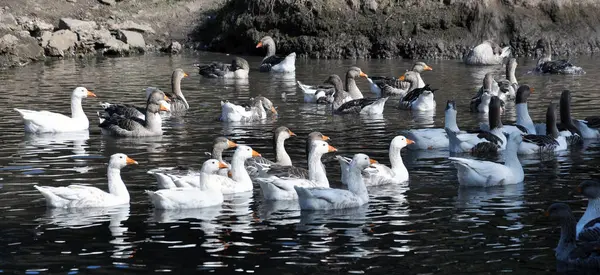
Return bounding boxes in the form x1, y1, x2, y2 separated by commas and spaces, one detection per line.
22, 131, 90, 156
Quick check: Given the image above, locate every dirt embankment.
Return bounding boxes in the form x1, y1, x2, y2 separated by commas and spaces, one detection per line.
193, 0, 600, 59
0, 0, 224, 68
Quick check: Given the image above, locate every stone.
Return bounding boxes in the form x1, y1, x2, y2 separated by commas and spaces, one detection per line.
45, 29, 77, 57
99, 0, 116, 5
163, 41, 182, 54
58, 18, 97, 33
0, 12, 17, 25
39, 30, 52, 47
366, 0, 378, 11
18, 17, 54, 34
103, 37, 129, 55
77, 27, 112, 45
117, 30, 145, 49
0, 33, 44, 67
110, 20, 155, 34
0, 34, 18, 52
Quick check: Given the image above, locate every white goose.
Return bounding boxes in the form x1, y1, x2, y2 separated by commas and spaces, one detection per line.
517, 103, 568, 155
463, 40, 511, 65
398, 72, 437, 111
448, 131, 524, 187
14, 87, 96, 133
256, 36, 296, 73
162, 145, 260, 194
575, 180, 600, 239
148, 137, 238, 188
145, 159, 229, 209
220, 96, 278, 122
254, 140, 337, 201
470, 73, 506, 113
338, 136, 412, 186
34, 153, 137, 208
403, 100, 463, 150
295, 153, 376, 210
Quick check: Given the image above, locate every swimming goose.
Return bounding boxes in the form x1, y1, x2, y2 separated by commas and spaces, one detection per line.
333, 96, 389, 115
403, 100, 462, 150
468, 96, 508, 155
256, 36, 296, 73
449, 131, 524, 187
220, 95, 277, 122
327, 74, 354, 110
145, 159, 229, 209
34, 153, 137, 208
367, 62, 432, 97
246, 126, 296, 176
497, 58, 519, 100
518, 102, 567, 154
14, 87, 96, 133
297, 80, 335, 104
545, 203, 600, 267
576, 180, 600, 239
470, 73, 506, 113
444, 101, 489, 153
338, 136, 413, 186
463, 40, 511, 65
98, 87, 171, 121
169, 145, 261, 194
146, 69, 189, 114
557, 91, 599, 139
254, 140, 337, 201
398, 73, 437, 111
148, 137, 238, 188
295, 153, 375, 210
345, 67, 368, 100
99, 90, 170, 137
257, 132, 331, 180
195, 57, 250, 79
534, 39, 585, 75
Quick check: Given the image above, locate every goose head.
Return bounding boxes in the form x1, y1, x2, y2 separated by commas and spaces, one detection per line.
213, 137, 237, 152
306, 132, 331, 156
324, 74, 344, 91
398, 71, 420, 85
413, 62, 433, 72
256, 36, 275, 49
391, 135, 415, 150
349, 153, 377, 170
274, 126, 296, 143
72, 87, 96, 99
346, 66, 367, 79
173, 68, 188, 82
109, 153, 137, 169
578, 180, 600, 199
234, 145, 261, 160
310, 140, 337, 156
482, 73, 495, 91
147, 90, 171, 113
515, 85, 533, 104
544, 202, 573, 220
201, 159, 229, 174
232, 57, 250, 71
255, 96, 277, 115
445, 100, 457, 112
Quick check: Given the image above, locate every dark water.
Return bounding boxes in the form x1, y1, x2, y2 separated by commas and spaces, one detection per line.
1, 53, 600, 274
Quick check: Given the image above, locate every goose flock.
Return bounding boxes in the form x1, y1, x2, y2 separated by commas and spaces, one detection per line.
12, 36, 599, 268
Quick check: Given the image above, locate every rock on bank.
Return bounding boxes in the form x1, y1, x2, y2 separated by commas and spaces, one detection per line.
194, 0, 600, 59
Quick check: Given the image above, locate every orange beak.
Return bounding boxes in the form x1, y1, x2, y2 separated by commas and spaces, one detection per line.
256, 41, 263, 48
328, 145, 337, 152
227, 140, 238, 148
270, 106, 277, 115
406, 138, 415, 145
398, 75, 405, 81
87, 91, 97, 97
359, 71, 368, 78
321, 135, 330, 141
218, 162, 228, 169
530, 87, 535, 93
577, 186, 582, 193
369, 159, 378, 164
288, 130, 296, 136
183, 72, 189, 77
251, 150, 261, 157
543, 211, 549, 217
126, 157, 138, 165
227, 171, 233, 178
163, 95, 171, 102
424, 65, 433, 71
160, 103, 169, 112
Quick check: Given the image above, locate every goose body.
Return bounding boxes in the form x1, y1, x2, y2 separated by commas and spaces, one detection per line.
469, 96, 508, 155
575, 180, 600, 239
14, 87, 96, 133
99, 90, 170, 137
367, 62, 432, 97
449, 132, 524, 187
296, 81, 334, 104
146, 159, 229, 209
470, 73, 507, 113
463, 40, 511, 65
338, 136, 412, 186
334, 97, 389, 115
398, 72, 436, 111
255, 140, 336, 201
220, 96, 277, 122
146, 69, 189, 114
403, 100, 465, 150
195, 57, 250, 79
256, 36, 296, 73
534, 39, 585, 75
246, 126, 296, 177
34, 154, 137, 208
518, 103, 568, 154
98, 87, 171, 122
295, 153, 374, 210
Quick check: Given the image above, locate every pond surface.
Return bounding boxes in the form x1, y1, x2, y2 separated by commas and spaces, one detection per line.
1, 52, 599, 274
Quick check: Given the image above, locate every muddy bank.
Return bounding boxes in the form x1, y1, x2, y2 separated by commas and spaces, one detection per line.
194, 0, 600, 60
0, 0, 223, 68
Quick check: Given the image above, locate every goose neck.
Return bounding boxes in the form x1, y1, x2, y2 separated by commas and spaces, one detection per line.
144, 111, 163, 132
265, 41, 276, 57
212, 148, 224, 162
308, 150, 328, 186
516, 103, 533, 125
107, 167, 129, 201
345, 77, 363, 99
556, 215, 577, 261
389, 147, 407, 175
347, 164, 368, 202
172, 76, 189, 109
275, 136, 292, 166
506, 64, 517, 84
231, 154, 251, 186
444, 109, 460, 132
70, 97, 86, 119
